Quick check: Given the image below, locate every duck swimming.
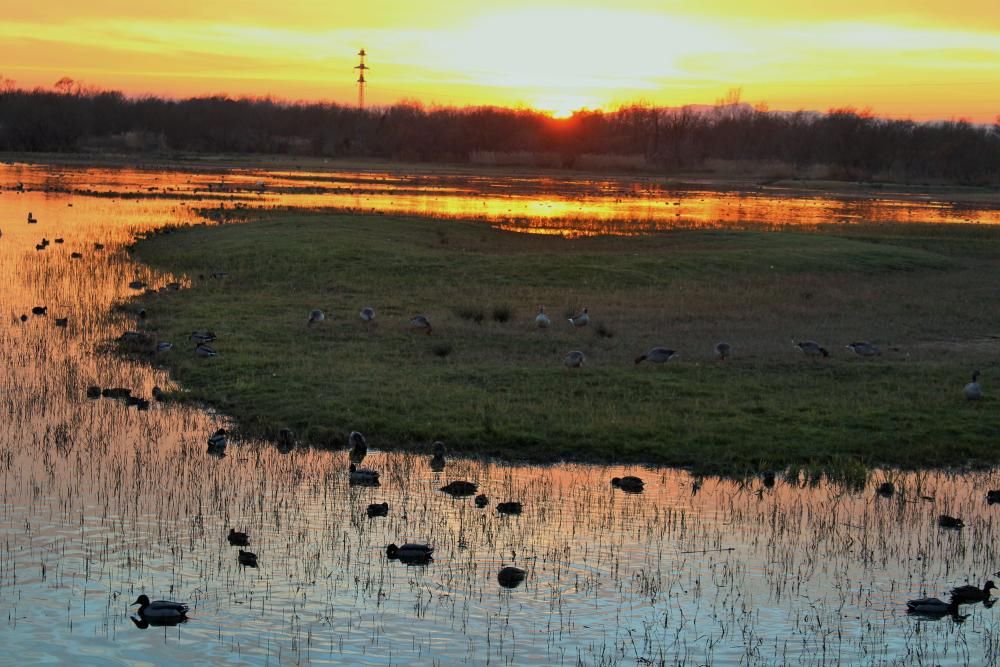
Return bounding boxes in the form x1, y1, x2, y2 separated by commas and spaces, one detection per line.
497, 501, 523, 515
227, 529, 250, 546
906, 597, 960, 616
951, 581, 995, 603
497, 566, 527, 589
349, 463, 380, 485
131, 594, 189, 619
349, 431, 367, 459
367, 502, 389, 517
440, 480, 477, 496
612, 476, 645, 493
207, 428, 227, 450
386, 543, 434, 563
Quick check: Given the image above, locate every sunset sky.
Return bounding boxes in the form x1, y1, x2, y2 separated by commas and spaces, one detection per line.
2, 1, 998, 121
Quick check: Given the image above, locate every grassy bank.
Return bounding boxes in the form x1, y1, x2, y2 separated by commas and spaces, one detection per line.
127, 212, 1000, 473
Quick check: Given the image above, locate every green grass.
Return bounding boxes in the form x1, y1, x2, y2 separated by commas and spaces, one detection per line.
128, 212, 1000, 474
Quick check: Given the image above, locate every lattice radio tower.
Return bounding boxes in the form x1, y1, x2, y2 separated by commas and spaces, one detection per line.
354, 49, 369, 109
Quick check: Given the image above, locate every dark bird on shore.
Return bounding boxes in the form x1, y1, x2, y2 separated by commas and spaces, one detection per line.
964, 371, 982, 401
876, 481, 895, 497
535, 305, 551, 328
195, 344, 218, 357
635, 347, 676, 365
410, 314, 432, 335
498, 566, 527, 589
70, 252, 82, 259
367, 502, 389, 517
94, 243, 104, 250
54, 318, 68, 327
906, 597, 960, 616
156, 342, 173, 353
307, 309, 325, 326
131, 595, 189, 620
227, 529, 250, 546
189, 331, 216, 345
238, 549, 258, 567
32, 306, 47, 316
54, 238, 63, 244
430, 441, 446, 471
715, 342, 731, 361
563, 350, 585, 368
847, 341, 880, 357
939, 514, 964, 529
349, 462, 380, 485
475, 494, 489, 508
612, 476, 645, 493
497, 501, 523, 515
128, 279, 146, 290
951, 581, 996, 603
440, 480, 477, 497
349, 431, 367, 459
987, 490, 1000, 505
568, 307, 589, 328
386, 543, 433, 563
360, 307, 376, 325
207, 428, 227, 450
793, 340, 829, 358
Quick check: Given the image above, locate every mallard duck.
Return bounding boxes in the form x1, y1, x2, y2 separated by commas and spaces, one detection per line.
349, 463, 380, 485
207, 428, 227, 449
367, 502, 389, 517
847, 342, 880, 357
440, 480, 477, 496
386, 543, 434, 562
793, 340, 829, 358
568, 307, 589, 328
497, 566, 527, 589
190, 331, 216, 345
195, 344, 218, 357
228, 529, 249, 546
715, 342, 731, 361
238, 549, 258, 567
987, 490, 1000, 505
612, 476, 645, 493
939, 514, 964, 529
430, 441, 446, 471
951, 581, 995, 603
497, 501, 523, 515
535, 306, 551, 329
563, 350, 585, 368
906, 597, 959, 615
410, 315, 433, 335
307, 309, 325, 326
964, 371, 982, 401
635, 347, 676, 365
131, 595, 189, 619
876, 481, 895, 497
360, 307, 376, 324
475, 494, 489, 508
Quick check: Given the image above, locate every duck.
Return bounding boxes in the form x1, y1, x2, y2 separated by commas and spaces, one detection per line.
612, 476, 645, 493
207, 428, 227, 449
939, 514, 964, 529
54, 238, 63, 244
497, 501, 523, 515
131, 595, 189, 619
86, 386, 102, 399
54, 318, 68, 327
987, 490, 1000, 505
906, 597, 959, 615
761, 471, 776, 488
94, 243, 104, 250
307, 309, 325, 326
195, 344, 218, 357
386, 543, 434, 562
715, 342, 731, 361
227, 529, 250, 546
568, 307, 589, 328
128, 279, 146, 290
497, 566, 527, 589
847, 341, 880, 357
277, 428, 296, 449
440, 480, 477, 496
367, 502, 389, 517
27, 212, 37, 223
793, 340, 829, 358
876, 481, 895, 498
349, 431, 368, 459
151, 386, 165, 401
360, 307, 376, 324
563, 350, 585, 368
238, 549, 258, 567
31, 306, 47, 316
951, 581, 996, 603
70, 252, 83, 259
964, 371, 982, 401
410, 315, 433, 335
535, 305, 551, 329
635, 347, 677, 365
475, 494, 489, 508
348, 462, 380, 485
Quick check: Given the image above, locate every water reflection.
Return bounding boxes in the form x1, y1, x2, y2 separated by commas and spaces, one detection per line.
0, 164, 998, 664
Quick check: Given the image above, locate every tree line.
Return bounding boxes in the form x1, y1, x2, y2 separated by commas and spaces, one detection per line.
0, 79, 997, 184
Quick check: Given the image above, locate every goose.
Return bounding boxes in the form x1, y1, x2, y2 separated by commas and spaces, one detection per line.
360, 307, 376, 324
612, 476, 645, 493
964, 371, 982, 401
207, 429, 227, 450
366, 502, 389, 517
349, 431, 367, 459
19, 314, 27, 322
635, 347, 676, 365
568, 307, 589, 328
238, 549, 258, 567
951, 581, 995, 603
564, 350, 585, 368
195, 344, 218, 357
348, 463, 380, 485
70, 252, 83, 259
54, 238, 63, 244
277, 428, 296, 449
151, 386, 165, 401
475, 494, 489, 508
189, 331, 216, 345
410, 314, 433, 335
497, 501, 523, 515
35, 243, 46, 251
128, 279, 146, 290
793, 340, 828, 358
497, 566, 527, 589
227, 529, 250, 546
86, 386, 101, 399
94, 243, 104, 250
939, 514, 964, 529
307, 309, 325, 326
906, 597, 959, 615
761, 471, 776, 488
430, 441, 446, 471
131, 595, 189, 619
441, 480, 477, 496
535, 306, 551, 329
987, 490, 1000, 505
156, 342, 173, 353
32, 306, 47, 316
715, 342, 731, 361
847, 341, 880, 357
27, 212, 37, 223
876, 481, 895, 498
386, 543, 434, 562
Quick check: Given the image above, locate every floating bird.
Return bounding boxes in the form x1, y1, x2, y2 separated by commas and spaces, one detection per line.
102, 387, 132, 399
497, 566, 527, 589
497, 501, 523, 515
410, 314, 433, 335
367, 502, 389, 518
54, 238, 63, 244
535, 305, 551, 329
951, 581, 996, 603
307, 309, 325, 326
906, 597, 960, 616
440, 480, 478, 496
189, 331, 216, 345
238, 549, 258, 567
939, 514, 964, 529
360, 307, 376, 325
27, 212, 37, 223
70, 252, 83, 259
876, 481, 895, 497
568, 307, 589, 328
715, 342, 731, 361
475, 494, 489, 508
195, 344, 218, 357
227, 529, 250, 547
31, 306, 47, 316
54, 318, 68, 327
348, 462, 380, 485
964, 371, 982, 401
94, 243, 104, 250
386, 543, 434, 563
19, 314, 27, 322
987, 490, 1000, 505
86, 386, 101, 399
847, 341, 880, 357
430, 441, 446, 471
793, 340, 829, 358
207, 428, 227, 450
563, 350, 585, 368
635, 347, 677, 365
349, 431, 368, 459
131, 595, 189, 620
35, 243, 45, 251
612, 476, 645, 493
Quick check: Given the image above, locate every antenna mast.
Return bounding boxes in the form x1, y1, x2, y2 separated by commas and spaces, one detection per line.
354, 49, 369, 109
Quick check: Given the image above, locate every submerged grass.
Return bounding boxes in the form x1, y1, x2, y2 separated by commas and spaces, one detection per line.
128, 212, 1000, 472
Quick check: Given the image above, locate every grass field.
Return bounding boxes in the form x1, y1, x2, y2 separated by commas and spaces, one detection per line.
127, 212, 1000, 474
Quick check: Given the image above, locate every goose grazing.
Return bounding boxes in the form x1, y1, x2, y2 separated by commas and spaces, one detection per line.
348, 462, 380, 485
410, 314, 433, 335
386, 543, 434, 563
635, 347, 676, 365
938, 514, 964, 529
238, 549, 258, 567
207, 428, 227, 450
793, 340, 828, 358
307, 309, 325, 326
846, 341, 880, 357
360, 307, 376, 325
366, 502, 389, 518
440, 480, 478, 497
568, 307, 589, 328
964, 371, 982, 401
611, 476, 645, 493
195, 344, 218, 357
131, 595, 189, 620
227, 529, 250, 546
497, 501, 523, 515
497, 566, 527, 589
535, 305, 551, 329
349, 431, 368, 459
563, 350, 585, 368
906, 597, 960, 616
430, 441, 446, 471
951, 581, 996, 603
189, 331, 216, 345
715, 342, 731, 361
475, 494, 489, 508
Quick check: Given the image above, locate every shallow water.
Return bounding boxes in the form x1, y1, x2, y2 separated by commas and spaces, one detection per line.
1, 162, 1000, 665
